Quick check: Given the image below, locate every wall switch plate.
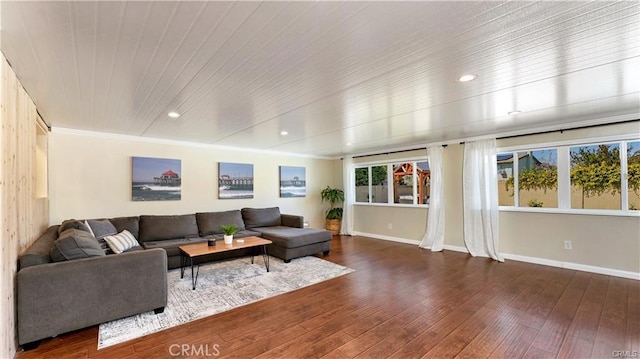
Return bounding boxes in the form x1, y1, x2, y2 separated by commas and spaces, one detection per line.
564, 240, 572, 250
387, 223, 393, 230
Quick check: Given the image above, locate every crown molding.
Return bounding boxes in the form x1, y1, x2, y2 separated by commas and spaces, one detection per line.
51, 127, 334, 160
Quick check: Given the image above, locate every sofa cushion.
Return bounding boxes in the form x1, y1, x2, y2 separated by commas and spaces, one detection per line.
142, 237, 206, 257
86, 219, 118, 255
254, 226, 332, 249
196, 210, 246, 236
207, 229, 262, 241
110, 216, 140, 240
19, 225, 60, 269
103, 230, 140, 254
50, 229, 105, 262
139, 214, 199, 243
241, 207, 282, 228
58, 219, 92, 235
123, 245, 144, 252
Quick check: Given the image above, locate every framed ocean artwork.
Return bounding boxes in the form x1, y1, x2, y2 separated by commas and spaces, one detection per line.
132, 157, 181, 201
280, 166, 306, 198
218, 162, 254, 199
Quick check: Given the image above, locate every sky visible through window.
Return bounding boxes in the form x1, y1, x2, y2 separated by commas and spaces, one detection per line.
531, 149, 557, 165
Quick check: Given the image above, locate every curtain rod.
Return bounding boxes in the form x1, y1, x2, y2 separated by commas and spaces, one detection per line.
458, 118, 640, 144
497, 118, 639, 141
352, 147, 431, 159
347, 118, 639, 159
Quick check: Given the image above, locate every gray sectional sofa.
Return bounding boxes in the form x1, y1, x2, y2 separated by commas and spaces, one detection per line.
17, 225, 167, 349
17, 207, 331, 349
138, 207, 331, 268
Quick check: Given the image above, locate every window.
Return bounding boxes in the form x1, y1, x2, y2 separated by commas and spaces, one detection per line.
499, 138, 640, 214
353, 159, 429, 206
393, 163, 414, 204
629, 141, 640, 211
371, 165, 388, 204
355, 167, 369, 203
497, 153, 515, 206
518, 149, 558, 208
498, 149, 558, 208
570, 143, 620, 210
417, 161, 430, 205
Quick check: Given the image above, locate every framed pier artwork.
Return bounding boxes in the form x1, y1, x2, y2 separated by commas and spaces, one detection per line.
132, 156, 182, 201
279, 166, 306, 198
218, 162, 254, 199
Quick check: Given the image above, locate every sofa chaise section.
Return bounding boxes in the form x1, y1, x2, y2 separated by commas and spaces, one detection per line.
256, 226, 331, 262
241, 207, 332, 262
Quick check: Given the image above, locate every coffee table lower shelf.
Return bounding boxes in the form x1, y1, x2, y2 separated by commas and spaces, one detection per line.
179, 236, 272, 290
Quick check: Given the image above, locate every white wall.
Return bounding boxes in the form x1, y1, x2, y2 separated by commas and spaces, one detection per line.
49, 130, 339, 229
500, 211, 639, 272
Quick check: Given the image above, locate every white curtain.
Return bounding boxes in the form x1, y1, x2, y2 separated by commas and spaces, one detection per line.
419, 145, 445, 251
463, 139, 504, 262
340, 156, 354, 235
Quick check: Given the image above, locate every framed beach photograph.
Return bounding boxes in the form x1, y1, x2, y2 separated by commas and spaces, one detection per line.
132, 157, 181, 201
280, 166, 306, 198
218, 162, 254, 199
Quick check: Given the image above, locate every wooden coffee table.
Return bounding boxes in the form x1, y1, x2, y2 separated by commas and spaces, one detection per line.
179, 236, 272, 290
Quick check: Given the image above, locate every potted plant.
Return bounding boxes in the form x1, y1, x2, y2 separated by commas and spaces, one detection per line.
220, 224, 238, 244
320, 186, 344, 235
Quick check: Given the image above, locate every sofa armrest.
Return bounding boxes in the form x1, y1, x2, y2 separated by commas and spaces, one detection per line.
281, 214, 303, 228
18, 248, 167, 345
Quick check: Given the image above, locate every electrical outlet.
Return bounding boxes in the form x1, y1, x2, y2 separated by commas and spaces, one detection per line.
387, 223, 393, 230
564, 240, 572, 250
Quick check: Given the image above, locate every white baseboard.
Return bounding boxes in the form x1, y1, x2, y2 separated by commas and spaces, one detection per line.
354, 233, 640, 281
442, 245, 468, 253
352, 231, 419, 245
501, 253, 564, 269
502, 253, 640, 281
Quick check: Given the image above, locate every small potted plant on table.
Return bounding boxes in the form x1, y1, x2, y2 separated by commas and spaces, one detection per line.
220, 224, 238, 244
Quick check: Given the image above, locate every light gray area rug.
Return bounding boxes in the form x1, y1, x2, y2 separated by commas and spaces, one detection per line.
98, 256, 354, 349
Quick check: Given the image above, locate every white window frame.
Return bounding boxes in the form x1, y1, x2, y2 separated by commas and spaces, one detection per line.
498, 133, 640, 217
352, 156, 430, 208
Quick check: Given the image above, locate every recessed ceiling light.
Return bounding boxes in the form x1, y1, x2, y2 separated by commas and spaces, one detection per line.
346, 142, 352, 146
457, 74, 477, 82
280, 130, 288, 136
508, 110, 522, 115
168, 112, 180, 118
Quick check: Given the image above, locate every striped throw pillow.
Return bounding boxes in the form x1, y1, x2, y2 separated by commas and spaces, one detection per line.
103, 230, 139, 254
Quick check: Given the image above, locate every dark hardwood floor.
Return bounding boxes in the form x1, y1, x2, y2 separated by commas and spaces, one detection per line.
17, 236, 639, 359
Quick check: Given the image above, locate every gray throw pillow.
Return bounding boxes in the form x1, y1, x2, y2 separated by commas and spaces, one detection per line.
87, 219, 117, 239
57, 219, 92, 235
87, 219, 118, 255
50, 229, 106, 262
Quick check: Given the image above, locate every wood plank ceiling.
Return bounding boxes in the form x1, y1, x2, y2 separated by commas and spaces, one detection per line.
1, 1, 639, 157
